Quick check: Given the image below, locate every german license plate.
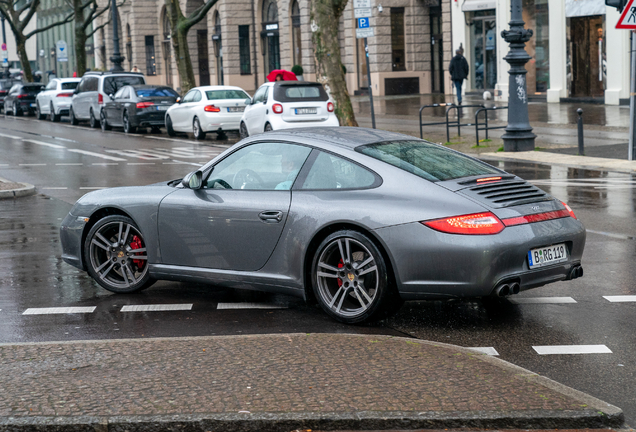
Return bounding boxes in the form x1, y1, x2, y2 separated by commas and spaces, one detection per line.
528, 243, 567, 269
295, 108, 317, 115
30, 103, 36, 107
227, 107, 244, 113
156, 106, 169, 111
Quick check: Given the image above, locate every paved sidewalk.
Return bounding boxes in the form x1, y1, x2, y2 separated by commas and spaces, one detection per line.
0, 333, 623, 431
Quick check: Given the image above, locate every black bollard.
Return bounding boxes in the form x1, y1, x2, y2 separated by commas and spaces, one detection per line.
577, 108, 584, 156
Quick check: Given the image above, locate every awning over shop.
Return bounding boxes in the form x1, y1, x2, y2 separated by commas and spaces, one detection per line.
461, 0, 496, 12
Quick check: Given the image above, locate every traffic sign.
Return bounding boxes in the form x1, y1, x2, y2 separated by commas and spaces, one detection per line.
358, 17, 370, 29
354, 7, 372, 18
356, 27, 374, 39
56, 40, 68, 62
353, 0, 371, 8
616, 0, 636, 28
1, 43, 6, 51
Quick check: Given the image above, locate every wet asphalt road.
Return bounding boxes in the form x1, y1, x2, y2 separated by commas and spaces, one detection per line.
0, 116, 635, 426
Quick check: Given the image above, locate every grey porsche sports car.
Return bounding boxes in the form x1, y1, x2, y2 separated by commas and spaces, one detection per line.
60, 128, 586, 324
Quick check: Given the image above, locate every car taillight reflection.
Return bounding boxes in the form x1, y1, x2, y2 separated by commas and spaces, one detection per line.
204, 105, 221, 112
136, 101, 155, 109
272, 103, 283, 114
327, 102, 334, 112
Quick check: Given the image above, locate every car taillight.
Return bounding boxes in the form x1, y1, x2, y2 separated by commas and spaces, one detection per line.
423, 212, 505, 235
327, 102, 334, 112
98, 93, 103, 104
561, 201, 577, 219
204, 105, 221, 112
272, 103, 283, 114
136, 101, 155, 109
501, 209, 571, 227
0, 90, 7, 95
56, 92, 72, 98
16, 94, 26, 99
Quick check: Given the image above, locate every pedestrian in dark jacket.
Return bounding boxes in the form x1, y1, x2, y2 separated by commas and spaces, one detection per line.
449, 49, 469, 104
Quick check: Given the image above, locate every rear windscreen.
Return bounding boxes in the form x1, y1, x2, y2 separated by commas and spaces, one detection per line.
205, 90, 249, 100
23, 86, 44, 94
61, 82, 79, 90
357, 141, 501, 182
103, 76, 145, 95
273, 84, 329, 102
136, 87, 179, 97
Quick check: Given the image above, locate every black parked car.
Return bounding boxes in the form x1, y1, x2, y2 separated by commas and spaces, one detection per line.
4, 83, 45, 116
101, 85, 179, 133
0, 79, 22, 112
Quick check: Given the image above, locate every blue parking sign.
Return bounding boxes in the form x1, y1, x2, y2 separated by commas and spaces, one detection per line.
357, 17, 370, 29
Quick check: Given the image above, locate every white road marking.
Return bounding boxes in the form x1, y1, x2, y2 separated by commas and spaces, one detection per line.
127, 162, 156, 165
0, 133, 22, 139
587, 229, 634, 240
216, 302, 287, 310
467, 347, 499, 356
79, 187, 108, 190
532, 345, 612, 355
120, 304, 193, 312
67, 149, 126, 161
510, 297, 577, 304
162, 161, 190, 164
21, 139, 65, 149
92, 163, 119, 166
56, 163, 84, 166
23, 307, 96, 315
19, 163, 47, 166
40, 187, 68, 190
0, 164, 8, 167
603, 295, 636, 302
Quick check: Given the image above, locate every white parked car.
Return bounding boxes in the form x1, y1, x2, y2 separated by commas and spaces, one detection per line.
35, 78, 81, 122
165, 85, 250, 140
239, 81, 339, 138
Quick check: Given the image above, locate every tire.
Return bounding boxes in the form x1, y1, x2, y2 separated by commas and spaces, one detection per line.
123, 112, 136, 133
311, 230, 401, 324
150, 126, 161, 134
239, 122, 249, 139
89, 109, 99, 128
69, 106, 79, 125
264, 122, 273, 132
84, 215, 156, 293
100, 110, 111, 131
50, 103, 60, 122
166, 115, 176, 137
193, 117, 206, 140
35, 102, 45, 120
13, 102, 21, 116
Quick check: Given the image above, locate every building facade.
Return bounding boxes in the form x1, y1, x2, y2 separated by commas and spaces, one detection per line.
451, 0, 631, 105
94, 0, 453, 96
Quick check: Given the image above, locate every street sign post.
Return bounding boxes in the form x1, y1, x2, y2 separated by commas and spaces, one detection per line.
56, 40, 68, 62
614, 0, 636, 159
354, 0, 375, 128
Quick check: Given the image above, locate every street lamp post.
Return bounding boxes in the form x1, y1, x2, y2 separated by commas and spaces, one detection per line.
1, 13, 7, 76
109, 0, 124, 72
501, 0, 536, 151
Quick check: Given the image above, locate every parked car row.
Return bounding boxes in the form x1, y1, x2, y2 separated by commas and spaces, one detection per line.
1, 71, 341, 139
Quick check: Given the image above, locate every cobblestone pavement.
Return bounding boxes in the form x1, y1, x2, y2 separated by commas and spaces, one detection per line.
0, 334, 623, 431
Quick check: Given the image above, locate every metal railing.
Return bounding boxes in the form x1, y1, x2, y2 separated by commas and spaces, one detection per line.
419, 103, 457, 140
445, 104, 485, 143
474, 106, 508, 146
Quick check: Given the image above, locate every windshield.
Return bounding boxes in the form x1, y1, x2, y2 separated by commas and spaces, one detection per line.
205, 90, 249, 100
23, 86, 44, 94
136, 87, 179, 97
357, 140, 501, 182
61, 82, 79, 90
103, 76, 145, 95
285, 86, 321, 98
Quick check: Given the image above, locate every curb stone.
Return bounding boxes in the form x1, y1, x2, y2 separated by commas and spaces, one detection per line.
0, 176, 35, 199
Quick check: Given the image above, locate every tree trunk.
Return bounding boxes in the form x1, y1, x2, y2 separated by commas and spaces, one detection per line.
74, 10, 88, 77
16, 39, 33, 82
172, 23, 196, 93
311, 0, 357, 126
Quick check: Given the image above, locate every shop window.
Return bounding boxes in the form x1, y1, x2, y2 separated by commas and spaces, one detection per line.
239, 25, 251, 75
145, 36, 156, 76
391, 8, 405, 72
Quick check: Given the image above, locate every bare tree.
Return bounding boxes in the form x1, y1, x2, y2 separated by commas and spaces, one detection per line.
164, 0, 217, 93
311, 0, 357, 126
0, 0, 74, 82
66, 0, 113, 77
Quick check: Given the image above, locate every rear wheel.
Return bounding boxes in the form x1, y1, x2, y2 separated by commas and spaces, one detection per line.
193, 117, 206, 140
35, 102, 45, 120
264, 122, 273, 132
312, 230, 401, 324
84, 215, 156, 293
123, 112, 136, 133
166, 115, 176, 136
89, 109, 99, 128
50, 103, 60, 122
69, 106, 79, 125
239, 122, 249, 139
13, 102, 20, 116
100, 110, 111, 131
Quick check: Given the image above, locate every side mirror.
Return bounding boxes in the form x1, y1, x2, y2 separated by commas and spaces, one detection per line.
73, 88, 79, 94
181, 171, 203, 189
244, 97, 252, 105
176, 97, 182, 104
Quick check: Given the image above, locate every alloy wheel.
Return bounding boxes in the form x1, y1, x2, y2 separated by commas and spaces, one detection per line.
239, 122, 249, 139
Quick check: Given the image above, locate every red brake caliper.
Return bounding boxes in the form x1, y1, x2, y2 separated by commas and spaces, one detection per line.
130, 235, 144, 268
337, 259, 344, 287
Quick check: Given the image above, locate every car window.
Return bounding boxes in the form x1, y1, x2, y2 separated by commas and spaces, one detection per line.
302, 151, 377, 190
252, 86, 267, 103
136, 87, 179, 97
85, 77, 99, 92
205, 90, 249, 100
273, 84, 329, 102
204, 143, 311, 191
182, 90, 197, 103
45, 81, 57, 91
192, 90, 202, 102
23, 85, 43, 94
61, 82, 79, 90
103, 76, 145, 95
357, 140, 501, 182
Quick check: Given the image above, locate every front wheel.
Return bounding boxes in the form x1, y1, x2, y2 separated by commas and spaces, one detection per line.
123, 112, 136, 133
69, 106, 79, 125
13, 102, 20, 116
312, 230, 401, 324
166, 115, 176, 136
193, 117, 206, 140
84, 215, 156, 293
35, 102, 45, 120
239, 122, 249, 139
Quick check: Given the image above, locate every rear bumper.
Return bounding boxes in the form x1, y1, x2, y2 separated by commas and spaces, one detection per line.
269, 115, 340, 130
132, 111, 166, 127
373, 217, 586, 299
200, 112, 243, 132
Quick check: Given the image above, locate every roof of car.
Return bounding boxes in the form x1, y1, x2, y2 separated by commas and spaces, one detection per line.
194, 85, 248, 92
55, 78, 81, 82
130, 84, 174, 89
249, 127, 419, 149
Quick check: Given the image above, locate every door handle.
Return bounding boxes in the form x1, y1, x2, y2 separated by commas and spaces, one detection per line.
259, 211, 283, 222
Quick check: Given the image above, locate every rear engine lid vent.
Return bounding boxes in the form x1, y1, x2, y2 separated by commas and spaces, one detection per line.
459, 179, 550, 208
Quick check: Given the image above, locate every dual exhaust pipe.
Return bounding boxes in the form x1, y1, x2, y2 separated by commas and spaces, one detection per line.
494, 281, 520, 297
567, 265, 584, 280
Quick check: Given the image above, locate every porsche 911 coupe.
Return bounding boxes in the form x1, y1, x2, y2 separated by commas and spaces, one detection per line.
60, 128, 586, 324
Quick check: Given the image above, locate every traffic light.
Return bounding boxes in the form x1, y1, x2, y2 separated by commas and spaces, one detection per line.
606, 0, 628, 12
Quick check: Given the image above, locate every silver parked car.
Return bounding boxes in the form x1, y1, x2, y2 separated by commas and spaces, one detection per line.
60, 128, 586, 324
